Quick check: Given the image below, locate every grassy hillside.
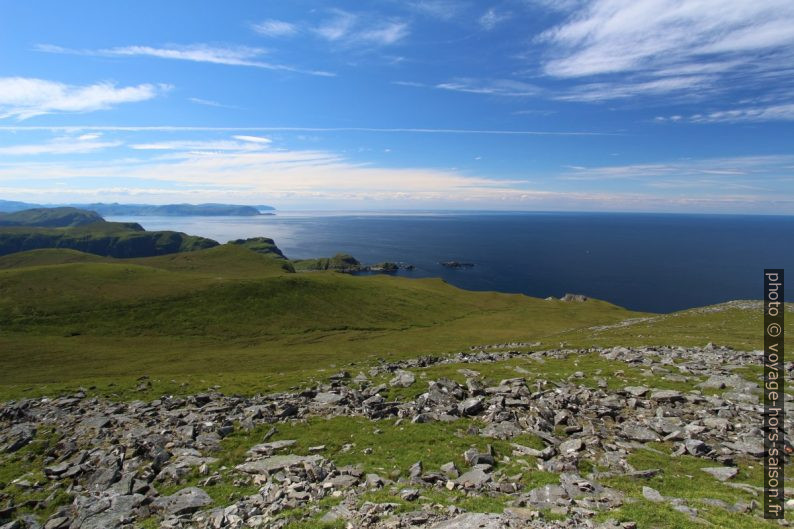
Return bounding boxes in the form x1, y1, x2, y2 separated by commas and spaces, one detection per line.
0, 245, 787, 401
0, 207, 103, 227
293, 252, 361, 271
0, 245, 632, 398
0, 220, 218, 257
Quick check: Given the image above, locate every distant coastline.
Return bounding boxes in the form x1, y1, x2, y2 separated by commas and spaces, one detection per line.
0, 199, 275, 217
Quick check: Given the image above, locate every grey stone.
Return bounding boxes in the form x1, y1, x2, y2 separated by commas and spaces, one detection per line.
559, 438, 584, 454
642, 486, 664, 503
428, 513, 505, 529
458, 397, 484, 416
650, 390, 684, 403
152, 487, 212, 516
314, 392, 345, 405
701, 466, 738, 481
389, 370, 416, 388
73, 494, 145, 529
624, 386, 649, 397
621, 423, 660, 442
525, 484, 569, 509
684, 439, 709, 456
236, 454, 324, 474
247, 439, 296, 454
456, 468, 491, 488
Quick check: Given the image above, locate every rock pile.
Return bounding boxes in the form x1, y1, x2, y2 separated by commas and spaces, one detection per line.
0, 345, 789, 528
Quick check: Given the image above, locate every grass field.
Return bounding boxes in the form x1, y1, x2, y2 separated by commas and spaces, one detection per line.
0, 245, 789, 400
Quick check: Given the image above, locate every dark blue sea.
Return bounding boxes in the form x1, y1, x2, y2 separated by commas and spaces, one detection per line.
107, 211, 794, 314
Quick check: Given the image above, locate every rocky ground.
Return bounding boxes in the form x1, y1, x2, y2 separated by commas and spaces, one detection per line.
0, 344, 791, 529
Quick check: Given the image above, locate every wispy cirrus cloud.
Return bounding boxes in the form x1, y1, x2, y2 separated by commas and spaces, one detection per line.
0, 125, 613, 136
36, 44, 334, 77
397, 78, 542, 97
0, 77, 166, 120
436, 78, 542, 97
559, 156, 794, 188
252, 19, 298, 37
478, 8, 510, 31
656, 102, 794, 123
0, 134, 790, 211
539, 0, 794, 103
129, 135, 272, 152
402, 0, 469, 20
314, 10, 409, 46
0, 134, 121, 155
188, 97, 240, 109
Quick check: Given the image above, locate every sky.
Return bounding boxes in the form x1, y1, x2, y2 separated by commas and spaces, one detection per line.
1, 0, 793, 213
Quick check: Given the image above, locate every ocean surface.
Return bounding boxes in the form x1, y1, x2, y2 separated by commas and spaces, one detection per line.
106, 211, 794, 314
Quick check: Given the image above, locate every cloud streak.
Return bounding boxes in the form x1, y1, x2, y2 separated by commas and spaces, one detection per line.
313, 10, 409, 46
0, 125, 615, 136
657, 102, 794, 123
252, 19, 298, 37
539, 0, 794, 102
36, 44, 334, 77
0, 77, 166, 120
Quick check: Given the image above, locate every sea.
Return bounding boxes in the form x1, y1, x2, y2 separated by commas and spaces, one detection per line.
106, 211, 794, 314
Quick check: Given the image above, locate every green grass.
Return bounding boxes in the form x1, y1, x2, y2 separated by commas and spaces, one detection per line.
598, 443, 792, 528
0, 428, 72, 521
0, 246, 641, 400
380, 352, 707, 403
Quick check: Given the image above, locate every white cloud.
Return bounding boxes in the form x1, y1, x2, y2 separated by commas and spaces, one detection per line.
314, 10, 409, 46
0, 143, 791, 212
0, 77, 165, 120
657, 103, 794, 123
129, 138, 270, 152
0, 125, 611, 136
252, 19, 298, 37
0, 136, 121, 155
404, 1, 468, 20
358, 22, 410, 45
539, 0, 794, 102
436, 78, 542, 97
37, 44, 334, 77
556, 75, 711, 102
315, 11, 357, 41
188, 97, 238, 109
232, 135, 272, 144
479, 9, 509, 30
558, 155, 794, 183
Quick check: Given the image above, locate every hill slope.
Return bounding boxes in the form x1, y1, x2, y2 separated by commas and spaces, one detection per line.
0, 219, 219, 258
0, 245, 638, 397
0, 207, 103, 227
1, 244, 788, 401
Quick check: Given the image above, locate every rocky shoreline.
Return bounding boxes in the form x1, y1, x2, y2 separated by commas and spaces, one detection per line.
0, 344, 790, 529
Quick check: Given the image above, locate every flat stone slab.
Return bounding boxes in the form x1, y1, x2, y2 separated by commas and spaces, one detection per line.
621, 423, 661, 442
701, 466, 739, 481
236, 454, 324, 474
429, 513, 506, 529
152, 487, 211, 515
624, 386, 649, 397
248, 440, 297, 454
314, 392, 345, 405
642, 486, 664, 503
650, 390, 684, 402
456, 468, 491, 488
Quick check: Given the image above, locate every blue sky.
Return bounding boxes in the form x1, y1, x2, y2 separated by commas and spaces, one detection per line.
1, 0, 793, 212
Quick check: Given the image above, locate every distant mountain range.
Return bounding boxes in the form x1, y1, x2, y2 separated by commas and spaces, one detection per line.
0, 200, 275, 216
